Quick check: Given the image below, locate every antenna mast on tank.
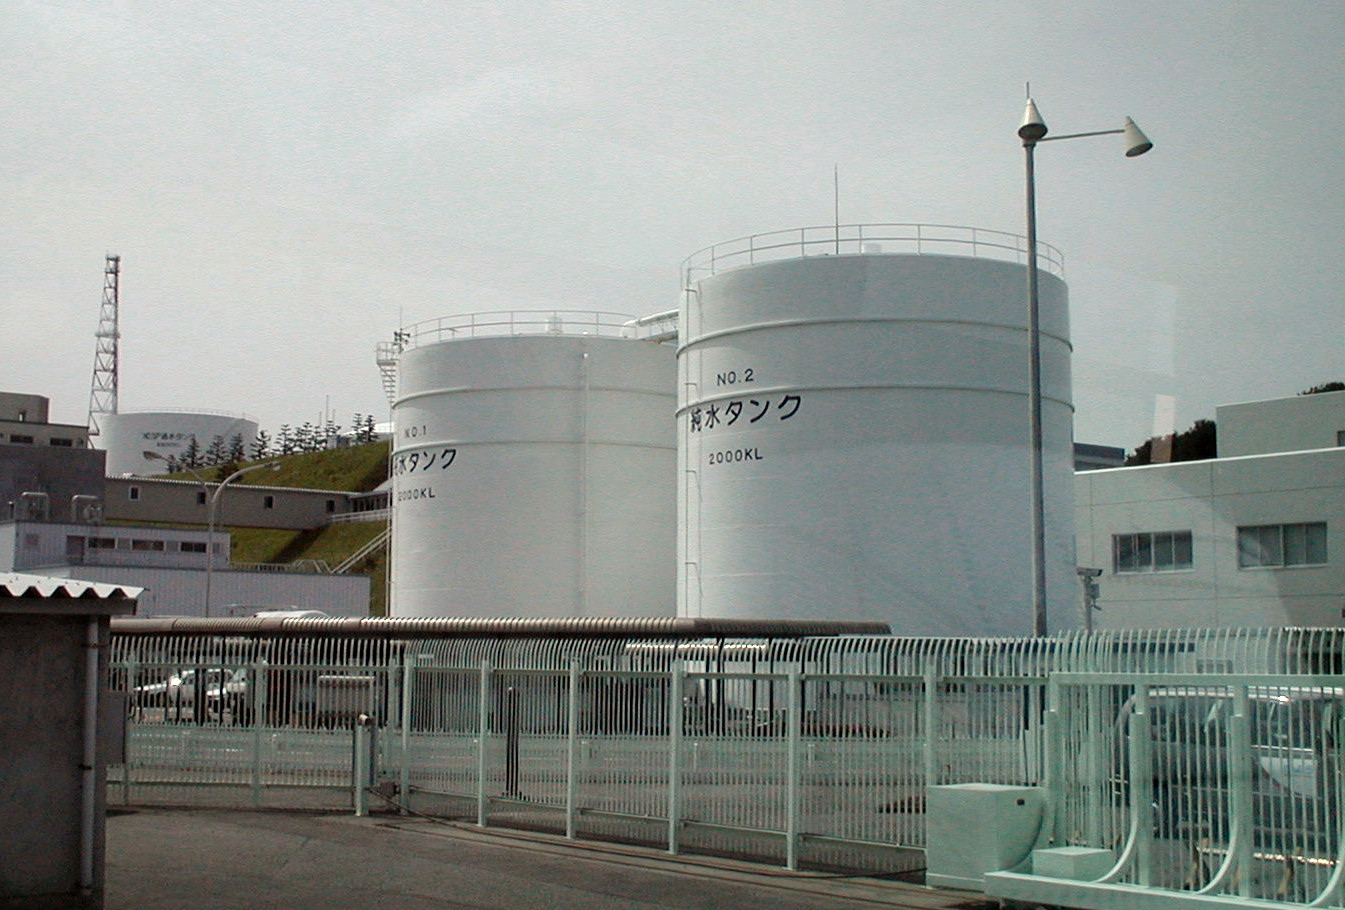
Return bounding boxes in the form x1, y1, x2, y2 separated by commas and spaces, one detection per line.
87, 254, 121, 436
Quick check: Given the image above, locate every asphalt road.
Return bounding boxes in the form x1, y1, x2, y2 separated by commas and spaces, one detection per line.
106, 808, 994, 910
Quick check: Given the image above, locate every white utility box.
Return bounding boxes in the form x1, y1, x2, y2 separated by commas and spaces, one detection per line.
1032, 845, 1114, 880
925, 783, 1045, 891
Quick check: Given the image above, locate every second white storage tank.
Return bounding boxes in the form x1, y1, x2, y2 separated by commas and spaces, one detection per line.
677, 228, 1076, 635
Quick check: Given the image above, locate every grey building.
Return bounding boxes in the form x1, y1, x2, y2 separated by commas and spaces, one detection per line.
1, 392, 105, 522
104, 476, 354, 530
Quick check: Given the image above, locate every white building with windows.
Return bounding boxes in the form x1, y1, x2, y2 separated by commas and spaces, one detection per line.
1075, 389, 1345, 628
0, 519, 370, 618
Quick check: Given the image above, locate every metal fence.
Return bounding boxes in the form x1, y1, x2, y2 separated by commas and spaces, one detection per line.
108, 627, 1345, 903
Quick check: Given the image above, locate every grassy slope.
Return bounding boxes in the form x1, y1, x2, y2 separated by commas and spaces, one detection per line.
147, 441, 391, 614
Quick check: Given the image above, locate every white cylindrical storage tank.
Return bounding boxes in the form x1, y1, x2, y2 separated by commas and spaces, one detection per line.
100, 410, 259, 476
390, 311, 677, 618
678, 226, 1076, 636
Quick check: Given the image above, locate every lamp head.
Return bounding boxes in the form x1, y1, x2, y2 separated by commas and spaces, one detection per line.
1018, 98, 1048, 142
1123, 117, 1153, 157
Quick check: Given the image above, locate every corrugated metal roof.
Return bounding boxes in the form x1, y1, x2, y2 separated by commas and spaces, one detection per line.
0, 572, 143, 600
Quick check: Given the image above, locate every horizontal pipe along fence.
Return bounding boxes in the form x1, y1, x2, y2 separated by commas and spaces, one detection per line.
109, 625, 1345, 903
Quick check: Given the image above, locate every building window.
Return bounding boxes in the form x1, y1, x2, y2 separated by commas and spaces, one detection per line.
128, 486, 141, 501
131, 539, 166, 552
326, 499, 336, 513
50, 437, 73, 447
1238, 522, 1327, 568
196, 491, 207, 506
263, 495, 275, 509
24, 534, 40, 549
86, 537, 116, 549
179, 541, 208, 553
1337, 430, 1345, 447
10, 434, 33, 445
1113, 531, 1193, 573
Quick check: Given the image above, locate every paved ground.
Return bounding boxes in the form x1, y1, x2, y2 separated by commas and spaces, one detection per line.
106, 808, 996, 910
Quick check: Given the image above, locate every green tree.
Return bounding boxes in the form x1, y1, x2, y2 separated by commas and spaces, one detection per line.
1301, 381, 1344, 395
1125, 418, 1217, 466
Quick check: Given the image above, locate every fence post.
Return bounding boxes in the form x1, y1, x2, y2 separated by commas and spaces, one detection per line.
566, 661, 580, 840
1129, 686, 1154, 887
922, 667, 939, 787
1229, 685, 1252, 900
400, 651, 415, 816
122, 657, 137, 806
1085, 684, 1105, 847
668, 661, 684, 855
353, 717, 370, 816
1043, 674, 1063, 847
251, 659, 267, 809
504, 687, 520, 797
785, 669, 802, 870
477, 661, 491, 827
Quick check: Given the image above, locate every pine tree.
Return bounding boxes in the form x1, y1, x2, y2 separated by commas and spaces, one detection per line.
181, 436, 201, 469
205, 435, 227, 466
250, 430, 272, 460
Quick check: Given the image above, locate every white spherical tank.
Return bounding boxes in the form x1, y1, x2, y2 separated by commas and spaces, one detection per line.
390, 311, 677, 618
101, 410, 259, 476
677, 228, 1075, 636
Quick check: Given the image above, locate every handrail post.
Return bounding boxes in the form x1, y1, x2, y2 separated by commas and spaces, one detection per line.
668, 661, 684, 855
566, 661, 580, 840
785, 669, 802, 870
400, 652, 416, 815
477, 661, 491, 827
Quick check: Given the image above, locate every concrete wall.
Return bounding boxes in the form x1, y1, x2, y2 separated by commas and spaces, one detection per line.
0, 392, 51, 423
1217, 389, 1345, 457
1075, 447, 1345, 628
104, 477, 352, 530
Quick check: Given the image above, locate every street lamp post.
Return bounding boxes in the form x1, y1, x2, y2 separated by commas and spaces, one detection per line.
142, 452, 280, 617
204, 462, 281, 617
1018, 97, 1152, 637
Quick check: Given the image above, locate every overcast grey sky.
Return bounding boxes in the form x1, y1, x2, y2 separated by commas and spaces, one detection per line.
2, 1, 1341, 449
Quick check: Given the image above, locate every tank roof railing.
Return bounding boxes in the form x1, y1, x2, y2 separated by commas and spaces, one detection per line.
398, 310, 640, 349
682, 223, 1065, 285
117, 407, 258, 421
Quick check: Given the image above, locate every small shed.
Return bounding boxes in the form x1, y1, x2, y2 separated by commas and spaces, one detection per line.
0, 572, 139, 910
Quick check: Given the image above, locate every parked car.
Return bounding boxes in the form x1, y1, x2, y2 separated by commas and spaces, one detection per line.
134, 668, 247, 720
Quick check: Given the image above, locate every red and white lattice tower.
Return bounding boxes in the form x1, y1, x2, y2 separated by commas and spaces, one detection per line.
87, 254, 121, 436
